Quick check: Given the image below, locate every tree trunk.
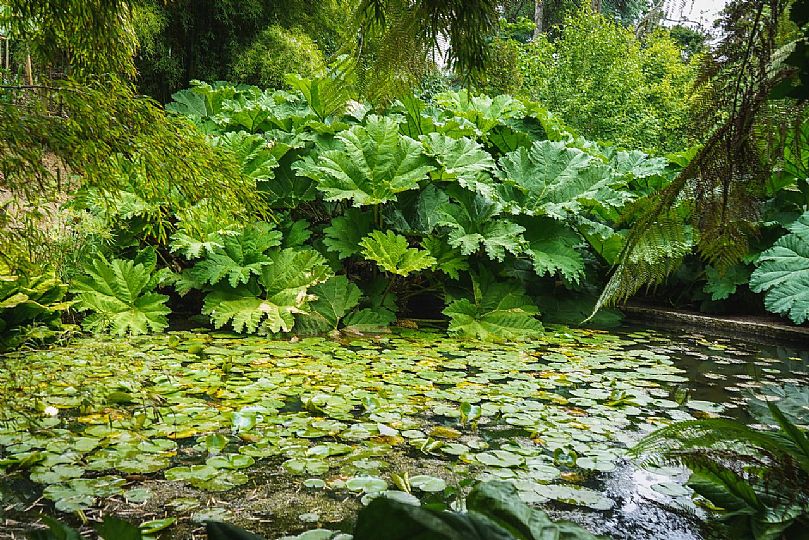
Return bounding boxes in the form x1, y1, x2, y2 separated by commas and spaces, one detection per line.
591, 0, 601, 13
25, 53, 33, 86
533, 0, 544, 38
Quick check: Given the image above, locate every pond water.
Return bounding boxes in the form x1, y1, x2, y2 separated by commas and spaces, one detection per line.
0, 325, 807, 539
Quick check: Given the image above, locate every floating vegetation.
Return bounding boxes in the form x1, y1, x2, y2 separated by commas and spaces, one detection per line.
0, 326, 807, 538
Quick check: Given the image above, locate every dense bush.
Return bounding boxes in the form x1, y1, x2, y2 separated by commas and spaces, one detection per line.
231, 25, 326, 89
131, 0, 350, 101
66, 78, 676, 338
517, 8, 697, 153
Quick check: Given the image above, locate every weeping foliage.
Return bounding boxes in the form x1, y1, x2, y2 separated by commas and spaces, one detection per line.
0, 0, 138, 78
593, 0, 807, 314
353, 0, 499, 101
0, 1, 263, 270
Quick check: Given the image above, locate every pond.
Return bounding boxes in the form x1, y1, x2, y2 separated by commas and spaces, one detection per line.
0, 325, 807, 539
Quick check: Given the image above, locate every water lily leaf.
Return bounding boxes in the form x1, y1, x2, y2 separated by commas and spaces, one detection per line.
124, 487, 152, 503
475, 450, 524, 468
409, 474, 446, 493
304, 478, 326, 489
206, 454, 256, 470
651, 482, 691, 498
140, 517, 176, 535
346, 475, 388, 494
283, 458, 330, 476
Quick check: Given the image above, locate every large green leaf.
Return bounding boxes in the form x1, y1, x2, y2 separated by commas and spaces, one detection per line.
266, 148, 319, 208
436, 188, 525, 262
520, 218, 585, 284
498, 141, 623, 219
170, 206, 240, 260
182, 223, 281, 291
360, 231, 437, 276
212, 131, 278, 182
703, 264, 751, 301
466, 481, 604, 540
422, 237, 469, 280
323, 208, 375, 260
71, 256, 169, 336
306, 276, 362, 330
353, 491, 513, 540
420, 133, 496, 192
285, 74, 349, 121
353, 481, 601, 540
297, 115, 435, 206
1, 268, 69, 351
384, 184, 450, 235
206, 522, 265, 540
444, 272, 542, 341
750, 211, 809, 323
687, 461, 762, 515
203, 248, 331, 334
434, 90, 525, 134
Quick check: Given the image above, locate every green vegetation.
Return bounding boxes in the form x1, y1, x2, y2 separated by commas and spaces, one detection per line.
1, 0, 809, 539
633, 387, 809, 539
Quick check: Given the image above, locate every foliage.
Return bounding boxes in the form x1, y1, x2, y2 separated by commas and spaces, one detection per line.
444, 271, 542, 341
0, 77, 260, 268
0, 266, 71, 352
70, 250, 170, 336
591, 0, 808, 317
0, 322, 775, 528
27, 482, 601, 539
354, 481, 603, 539
200, 247, 331, 334
1, 0, 138, 78
360, 231, 437, 276
231, 25, 326, 90
353, 0, 499, 101
131, 0, 350, 101
750, 211, 809, 324
633, 388, 809, 540
297, 115, 434, 206
480, 37, 523, 97
517, 8, 696, 153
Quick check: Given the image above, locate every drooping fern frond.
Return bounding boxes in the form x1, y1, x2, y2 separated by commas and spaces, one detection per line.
631, 418, 806, 471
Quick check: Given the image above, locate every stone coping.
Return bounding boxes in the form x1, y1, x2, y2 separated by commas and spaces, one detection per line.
622, 305, 809, 346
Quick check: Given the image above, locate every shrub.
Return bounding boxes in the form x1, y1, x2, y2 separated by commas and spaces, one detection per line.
517, 8, 696, 153
231, 25, 326, 90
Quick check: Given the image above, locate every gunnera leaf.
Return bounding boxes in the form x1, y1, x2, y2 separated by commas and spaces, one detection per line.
436, 187, 525, 262
750, 211, 809, 324
420, 133, 496, 196
360, 231, 437, 276
498, 140, 624, 219
520, 217, 585, 284
181, 223, 282, 291
71, 255, 170, 336
203, 248, 332, 334
443, 271, 542, 341
296, 115, 435, 206
323, 208, 375, 260
703, 264, 751, 301
306, 275, 362, 330
212, 131, 278, 182
421, 237, 469, 280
